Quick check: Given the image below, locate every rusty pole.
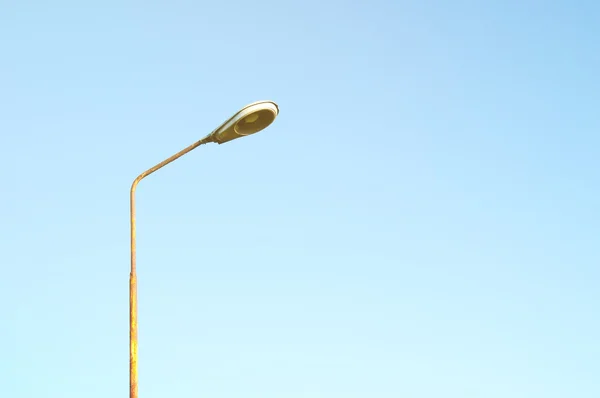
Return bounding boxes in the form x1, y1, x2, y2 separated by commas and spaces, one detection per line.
130, 136, 213, 398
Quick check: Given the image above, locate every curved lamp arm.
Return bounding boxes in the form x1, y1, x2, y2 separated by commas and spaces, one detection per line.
130, 136, 213, 273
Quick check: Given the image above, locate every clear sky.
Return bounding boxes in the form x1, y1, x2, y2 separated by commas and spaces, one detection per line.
1, 1, 598, 397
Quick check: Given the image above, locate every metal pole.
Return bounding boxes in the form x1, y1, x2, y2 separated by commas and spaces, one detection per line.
129, 137, 211, 398
130, 185, 139, 398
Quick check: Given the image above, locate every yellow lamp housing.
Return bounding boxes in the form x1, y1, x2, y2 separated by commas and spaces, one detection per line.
207, 100, 279, 144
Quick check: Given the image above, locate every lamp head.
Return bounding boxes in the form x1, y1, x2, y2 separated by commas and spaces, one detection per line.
208, 100, 279, 144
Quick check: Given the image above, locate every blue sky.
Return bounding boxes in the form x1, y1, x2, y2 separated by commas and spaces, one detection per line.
1, 1, 598, 397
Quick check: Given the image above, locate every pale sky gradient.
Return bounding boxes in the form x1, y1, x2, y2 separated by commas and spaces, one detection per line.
1, 1, 599, 397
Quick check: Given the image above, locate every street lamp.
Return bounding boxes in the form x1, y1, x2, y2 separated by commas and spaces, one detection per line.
129, 100, 279, 398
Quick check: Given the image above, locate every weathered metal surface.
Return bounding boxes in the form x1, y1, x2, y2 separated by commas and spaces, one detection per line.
129, 137, 212, 398
129, 273, 138, 398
